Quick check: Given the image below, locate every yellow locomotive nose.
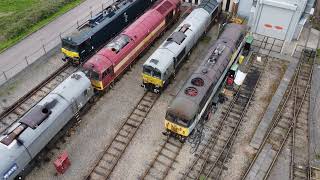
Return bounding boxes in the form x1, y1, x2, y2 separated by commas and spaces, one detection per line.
61, 48, 80, 59
142, 73, 163, 87
91, 80, 103, 90
164, 120, 189, 137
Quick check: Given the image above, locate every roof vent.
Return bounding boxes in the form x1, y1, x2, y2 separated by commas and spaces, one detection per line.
185, 87, 198, 97
208, 56, 216, 63
202, 69, 208, 74
150, 59, 159, 65
71, 73, 82, 80
191, 78, 204, 87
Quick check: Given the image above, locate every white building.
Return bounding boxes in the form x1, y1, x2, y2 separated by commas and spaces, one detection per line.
181, 0, 316, 41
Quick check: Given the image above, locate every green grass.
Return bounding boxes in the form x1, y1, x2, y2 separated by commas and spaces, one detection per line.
0, 0, 84, 53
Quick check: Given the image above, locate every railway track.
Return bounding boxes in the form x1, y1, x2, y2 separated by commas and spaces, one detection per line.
86, 91, 159, 180
182, 54, 266, 180
310, 166, 320, 180
242, 48, 315, 180
290, 52, 313, 180
0, 63, 76, 134
141, 136, 184, 180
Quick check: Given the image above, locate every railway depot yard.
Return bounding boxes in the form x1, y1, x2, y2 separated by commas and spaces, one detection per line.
1, 1, 320, 180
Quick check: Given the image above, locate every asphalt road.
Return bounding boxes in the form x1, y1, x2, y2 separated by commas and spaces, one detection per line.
0, 0, 113, 84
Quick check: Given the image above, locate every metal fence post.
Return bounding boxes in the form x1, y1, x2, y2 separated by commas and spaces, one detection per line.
3, 72, 7, 80
77, 20, 79, 28
59, 32, 62, 40
25, 56, 29, 65
90, 10, 93, 18
42, 44, 46, 54
102, 3, 104, 11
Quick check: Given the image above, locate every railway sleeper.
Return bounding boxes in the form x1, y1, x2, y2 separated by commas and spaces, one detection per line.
108, 147, 122, 157
126, 118, 141, 126
133, 109, 147, 117
92, 166, 110, 178
102, 153, 116, 163
154, 157, 171, 169
277, 120, 292, 129
159, 151, 177, 162
140, 101, 152, 108
125, 121, 139, 128
112, 143, 126, 153
97, 159, 113, 171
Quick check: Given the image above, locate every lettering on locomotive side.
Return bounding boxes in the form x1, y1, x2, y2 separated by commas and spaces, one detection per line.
3, 164, 18, 179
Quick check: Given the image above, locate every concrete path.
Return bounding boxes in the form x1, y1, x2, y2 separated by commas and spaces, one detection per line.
309, 61, 320, 168
250, 55, 299, 149
0, 0, 113, 84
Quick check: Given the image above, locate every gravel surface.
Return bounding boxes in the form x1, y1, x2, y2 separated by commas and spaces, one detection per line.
27, 47, 146, 180
26, 8, 219, 180
0, 50, 65, 113
220, 57, 288, 180
268, 140, 291, 180
0, 0, 108, 83
107, 24, 219, 180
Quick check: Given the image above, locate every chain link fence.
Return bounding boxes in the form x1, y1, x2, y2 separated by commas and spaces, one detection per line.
0, 0, 117, 86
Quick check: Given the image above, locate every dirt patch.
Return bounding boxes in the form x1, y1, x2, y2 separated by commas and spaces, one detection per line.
220, 57, 288, 180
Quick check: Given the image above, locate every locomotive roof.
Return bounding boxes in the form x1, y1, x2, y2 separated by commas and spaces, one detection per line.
62, 0, 136, 45
83, 53, 113, 73
0, 71, 91, 178
143, 8, 210, 73
197, 0, 220, 15
167, 97, 198, 121
168, 23, 246, 122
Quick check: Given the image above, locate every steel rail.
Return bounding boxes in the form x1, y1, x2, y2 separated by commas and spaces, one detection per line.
241, 45, 315, 180
141, 136, 183, 180
204, 56, 267, 179
0, 63, 75, 134
86, 92, 159, 179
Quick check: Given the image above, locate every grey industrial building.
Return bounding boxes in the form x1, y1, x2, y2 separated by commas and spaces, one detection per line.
182, 0, 316, 41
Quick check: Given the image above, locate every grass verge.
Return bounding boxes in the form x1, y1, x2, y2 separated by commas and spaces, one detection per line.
0, 0, 84, 53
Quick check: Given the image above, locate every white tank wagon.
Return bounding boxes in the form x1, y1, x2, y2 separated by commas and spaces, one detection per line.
0, 71, 94, 180
142, 0, 221, 93
164, 23, 247, 142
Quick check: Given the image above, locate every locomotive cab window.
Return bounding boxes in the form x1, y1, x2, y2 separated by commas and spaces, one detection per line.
102, 67, 113, 78
143, 66, 161, 79
166, 112, 191, 127
106, 34, 131, 53
84, 69, 100, 81
62, 40, 78, 51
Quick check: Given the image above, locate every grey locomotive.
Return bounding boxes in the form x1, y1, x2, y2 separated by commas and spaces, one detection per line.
164, 23, 247, 141
0, 71, 94, 180
142, 0, 221, 93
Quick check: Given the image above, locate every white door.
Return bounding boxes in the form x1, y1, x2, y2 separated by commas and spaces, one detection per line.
256, 5, 294, 40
